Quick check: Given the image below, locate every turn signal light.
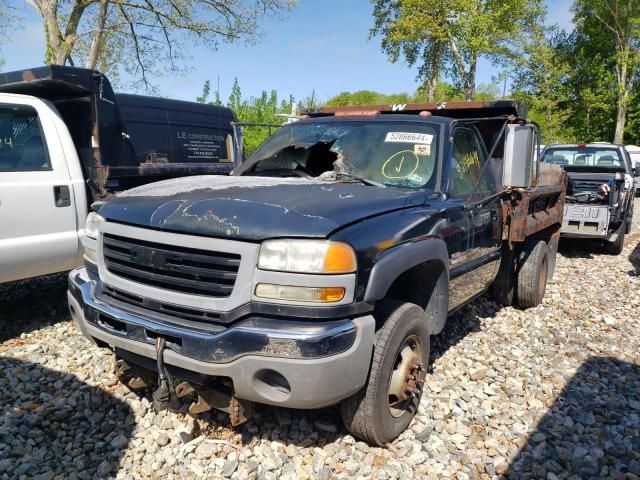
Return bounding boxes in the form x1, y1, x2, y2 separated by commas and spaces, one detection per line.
255, 284, 346, 303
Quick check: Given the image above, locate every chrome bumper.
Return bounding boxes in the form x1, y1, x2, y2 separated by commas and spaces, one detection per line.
67, 267, 375, 408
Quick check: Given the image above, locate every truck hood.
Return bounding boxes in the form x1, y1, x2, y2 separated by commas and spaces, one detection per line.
98, 175, 426, 240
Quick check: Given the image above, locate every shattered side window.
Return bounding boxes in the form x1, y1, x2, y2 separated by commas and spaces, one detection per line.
242, 120, 439, 189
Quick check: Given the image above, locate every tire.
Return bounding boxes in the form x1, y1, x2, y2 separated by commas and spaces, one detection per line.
516, 240, 549, 309
546, 236, 559, 281
491, 248, 517, 306
604, 229, 625, 255
341, 301, 430, 446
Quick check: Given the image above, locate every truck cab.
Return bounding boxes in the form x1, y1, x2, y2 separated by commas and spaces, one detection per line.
67, 101, 566, 445
0, 66, 238, 284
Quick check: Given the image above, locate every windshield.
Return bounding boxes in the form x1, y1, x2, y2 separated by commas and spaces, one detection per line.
541, 147, 626, 172
238, 120, 440, 189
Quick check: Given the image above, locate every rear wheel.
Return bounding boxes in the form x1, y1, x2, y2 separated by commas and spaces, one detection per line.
604, 226, 625, 255
341, 301, 430, 446
516, 240, 549, 309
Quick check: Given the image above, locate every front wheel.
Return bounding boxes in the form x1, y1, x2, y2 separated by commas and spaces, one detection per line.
341, 301, 430, 446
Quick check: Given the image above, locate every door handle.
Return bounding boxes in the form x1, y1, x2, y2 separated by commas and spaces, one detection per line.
53, 185, 71, 207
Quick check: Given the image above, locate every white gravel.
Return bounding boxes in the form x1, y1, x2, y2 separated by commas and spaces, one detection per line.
1, 199, 639, 480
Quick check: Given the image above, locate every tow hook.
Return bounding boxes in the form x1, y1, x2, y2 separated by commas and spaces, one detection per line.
152, 337, 174, 411
175, 381, 255, 427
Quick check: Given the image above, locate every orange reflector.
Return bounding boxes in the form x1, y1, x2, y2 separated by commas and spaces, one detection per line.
319, 287, 346, 302
323, 243, 357, 273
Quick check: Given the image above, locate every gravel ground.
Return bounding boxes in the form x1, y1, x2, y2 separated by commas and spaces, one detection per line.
1, 199, 639, 480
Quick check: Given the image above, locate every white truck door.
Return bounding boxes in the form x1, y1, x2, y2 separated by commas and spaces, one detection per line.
0, 96, 80, 283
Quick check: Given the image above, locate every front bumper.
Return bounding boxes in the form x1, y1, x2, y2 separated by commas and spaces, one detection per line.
68, 267, 375, 409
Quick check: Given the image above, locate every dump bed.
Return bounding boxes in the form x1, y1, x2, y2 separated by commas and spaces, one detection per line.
0, 66, 237, 198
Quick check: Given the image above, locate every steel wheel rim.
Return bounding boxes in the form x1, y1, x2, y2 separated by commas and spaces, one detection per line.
387, 334, 424, 418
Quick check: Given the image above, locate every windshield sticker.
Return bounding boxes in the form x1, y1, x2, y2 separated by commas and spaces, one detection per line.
382, 150, 420, 179
385, 132, 434, 145
414, 144, 431, 156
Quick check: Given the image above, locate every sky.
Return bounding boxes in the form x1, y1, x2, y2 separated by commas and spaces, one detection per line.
3, 0, 574, 104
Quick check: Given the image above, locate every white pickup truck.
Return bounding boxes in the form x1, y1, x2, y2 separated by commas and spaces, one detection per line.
0, 66, 239, 284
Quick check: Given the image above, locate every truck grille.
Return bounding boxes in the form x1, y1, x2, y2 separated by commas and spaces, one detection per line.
102, 233, 240, 297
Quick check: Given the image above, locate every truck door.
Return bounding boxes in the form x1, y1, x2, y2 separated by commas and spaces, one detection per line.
0, 98, 79, 283
447, 128, 501, 309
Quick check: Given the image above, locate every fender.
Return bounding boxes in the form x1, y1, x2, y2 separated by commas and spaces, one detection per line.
364, 237, 450, 334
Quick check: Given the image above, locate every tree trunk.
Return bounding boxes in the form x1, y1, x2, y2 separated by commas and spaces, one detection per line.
614, 91, 627, 144
465, 56, 477, 101
39, 2, 71, 65
613, 57, 629, 144
546, 101, 553, 140
86, 0, 110, 69
423, 41, 442, 102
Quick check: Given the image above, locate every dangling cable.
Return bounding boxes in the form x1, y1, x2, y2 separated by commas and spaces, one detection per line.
153, 336, 171, 410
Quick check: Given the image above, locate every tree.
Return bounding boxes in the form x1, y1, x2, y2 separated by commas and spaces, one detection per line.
371, 1, 448, 101
26, 0, 295, 90
511, 25, 574, 142
370, 0, 545, 101
0, 1, 21, 66
198, 78, 299, 155
573, 0, 640, 144
325, 90, 416, 106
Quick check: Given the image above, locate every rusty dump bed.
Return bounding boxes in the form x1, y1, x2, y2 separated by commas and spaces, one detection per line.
502, 165, 567, 245
302, 100, 528, 119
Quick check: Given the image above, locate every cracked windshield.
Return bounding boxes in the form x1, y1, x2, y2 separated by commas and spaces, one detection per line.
242, 121, 439, 188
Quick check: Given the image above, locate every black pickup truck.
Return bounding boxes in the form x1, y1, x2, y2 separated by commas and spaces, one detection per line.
68, 101, 566, 445
540, 143, 636, 254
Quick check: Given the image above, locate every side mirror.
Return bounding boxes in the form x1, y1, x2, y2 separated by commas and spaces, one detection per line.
502, 124, 536, 189
635, 162, 640, 177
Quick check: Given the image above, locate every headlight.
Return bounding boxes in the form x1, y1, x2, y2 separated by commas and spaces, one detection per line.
258, 240, 356, 274
85, 212, 104, 240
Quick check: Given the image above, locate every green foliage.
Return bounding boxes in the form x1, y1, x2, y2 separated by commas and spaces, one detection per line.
474, 83, 501, 102
370, 0, 545, 100
511, 0, 639, 145
571, 0, 640, 143
198, 79, 314, 155
325, 90, 412, 106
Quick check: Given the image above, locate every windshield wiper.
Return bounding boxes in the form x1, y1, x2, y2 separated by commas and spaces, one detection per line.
335, 172, 386, 187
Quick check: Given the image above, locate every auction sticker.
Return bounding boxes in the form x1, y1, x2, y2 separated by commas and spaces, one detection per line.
414, 144, 431, 156
385, 132, 433, 144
